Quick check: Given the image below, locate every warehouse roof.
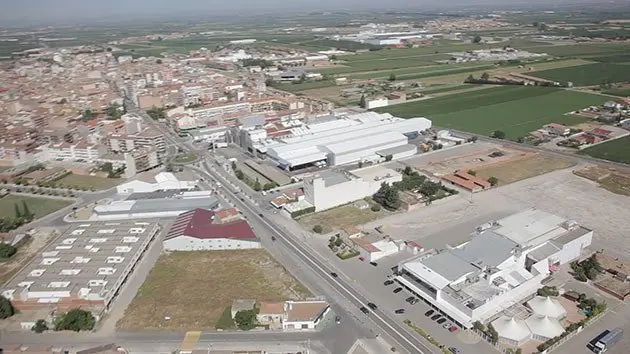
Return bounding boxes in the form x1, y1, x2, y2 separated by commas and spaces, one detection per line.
165, 208, 257, 241
493, 208, 567, 247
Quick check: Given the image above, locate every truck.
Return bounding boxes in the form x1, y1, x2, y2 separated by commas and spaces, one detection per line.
589, 327, 623, 353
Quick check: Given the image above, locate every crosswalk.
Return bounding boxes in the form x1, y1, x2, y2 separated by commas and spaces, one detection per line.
179, 331, 201, 354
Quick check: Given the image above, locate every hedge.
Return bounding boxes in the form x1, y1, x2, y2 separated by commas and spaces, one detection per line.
291, 206, 315, 219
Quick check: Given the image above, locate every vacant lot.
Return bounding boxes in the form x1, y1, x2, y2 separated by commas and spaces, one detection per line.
116, 250, 311, 331
376, 86, 602, 139
573, 165, 630, 197
580, 136, 630, 164
474, 154, 577, 186
57, 174, 122, 190
531, 63, 630, 86
298, 203, 391, 233
0, 194, 72, 219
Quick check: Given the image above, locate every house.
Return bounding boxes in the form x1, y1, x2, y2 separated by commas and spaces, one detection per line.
590, 127, 613, 139
442, 170, 491, 193
163, 208, 261, 251
352, 236, 402, 262
574, 133, 602, 145
231, 299, 256, 319
256, 300, 330, 331
603, 101, 622, 111
619, 119, 630, 130
543, 123, 570, 136
257, 301, 285, 329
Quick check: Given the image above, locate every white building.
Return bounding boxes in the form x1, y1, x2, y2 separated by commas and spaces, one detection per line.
163, 209, 260, 251
303, 166, 402, 211
395, 208, 593, 329
526, 296, 566, 319
353, 237, 403, 262
93, 191, 219, 220
366, 97, 389, 109
116, 172, 198, 195
258, 300, 330, 331
265, 112, 431, 170
37, 142, 107, 163
525, 315, 565, 341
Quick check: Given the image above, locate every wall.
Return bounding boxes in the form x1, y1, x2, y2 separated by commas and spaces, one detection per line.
163, 236, 262, 251
555, 231, 593, 265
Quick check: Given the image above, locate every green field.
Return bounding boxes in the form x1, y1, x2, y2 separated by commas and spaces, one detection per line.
421, 84, 472, 95
57, 174, 122, 190
603, 88, 630, 97
348, 63, 493, 80
376, 86, 604, 139
275, 80, 336, 92
525, 43, 630, 57
580, 136, 630, 164
0, 194, 72, 219
532, 63, 630, 86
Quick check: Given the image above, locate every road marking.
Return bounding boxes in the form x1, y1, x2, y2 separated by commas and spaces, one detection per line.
180, 331, 201, 353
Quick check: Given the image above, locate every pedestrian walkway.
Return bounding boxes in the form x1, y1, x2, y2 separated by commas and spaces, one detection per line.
179, 331, 201, 354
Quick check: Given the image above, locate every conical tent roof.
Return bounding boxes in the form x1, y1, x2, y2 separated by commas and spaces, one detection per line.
527, 296, 567, 319
491, 316, 531, 342
525, 315, 564, 338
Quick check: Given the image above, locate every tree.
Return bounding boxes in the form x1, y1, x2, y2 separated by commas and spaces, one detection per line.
313, 225, 323, 233
487, 176, 499, 187
470, 136, 478, 143
480, 72, 490, 81
371, 204, 381, 212
21, 200, 32, 220
388, 73, 396, 81
473, 35, 482, 43
235, 170, 244, 180
32, 319, 49, 333
373, 183, 400, 210
532, 21, 540, 28
486, 323, 499, 343
491, 130, 506, 139
253, 179, 262, 191
465, 74, 475, 83
473, 321, 485, 332
234, 309, 259, 330
359, 94, 367, 108
54, 308, 95, 332
82, 109, 94, 121
156, 59, 162, 64
14, 203, 21, 218
419, 181, 440, 197
385, 154, 393, 162
467, 170, 477, 176
0, 243, 17, 259
0, 295, 15, 319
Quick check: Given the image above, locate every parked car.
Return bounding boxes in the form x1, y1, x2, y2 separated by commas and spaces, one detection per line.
330, 272, 338, 278
449, 326, 459, 333
360, 306, 370, 314
409, 298, 419, 305
393, 287, 403, 294
405, 296, 415, 303
384, 280, 394, 286
394, 309, 405, 314
335, 316, 341, 324
442, 322, 452, 329
448, 347, 461, 354
425, 310, 435, 317
437, 318, 447, 324
369, 261, 378, 266
431, 314, 441, 321
367, 302, 378, 310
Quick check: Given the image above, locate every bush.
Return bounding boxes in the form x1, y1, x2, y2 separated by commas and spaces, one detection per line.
0, 243, 17, 259
371, 204, 381, 212
291, 206, 315, 218
54, 308, 95, 332
32, 319, 48, 333
312, 225, 323, 233
234, 308, 259, 330
0, 295, 15, 319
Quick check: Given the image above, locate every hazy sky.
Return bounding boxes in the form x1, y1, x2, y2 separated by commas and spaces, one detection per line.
0, 0, 606, 27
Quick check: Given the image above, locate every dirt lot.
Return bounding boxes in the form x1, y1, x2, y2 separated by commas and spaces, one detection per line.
573, 165, 630, 196
414, 146, 529, 177
298, 203, 392, 234
116, 250, 311, 331
473, 154, 576, 186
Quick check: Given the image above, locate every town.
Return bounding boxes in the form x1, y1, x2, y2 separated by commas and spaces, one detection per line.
1, 2, 630, 354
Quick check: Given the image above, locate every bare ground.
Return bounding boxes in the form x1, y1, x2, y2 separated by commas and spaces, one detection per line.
473, 154, 577, 186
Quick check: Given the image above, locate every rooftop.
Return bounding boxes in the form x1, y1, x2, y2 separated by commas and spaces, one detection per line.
286, 301, 329, 322
492, 208, 567, 248
165, 208, 257, 241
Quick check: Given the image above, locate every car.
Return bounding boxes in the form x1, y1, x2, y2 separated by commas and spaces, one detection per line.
384, 280, 394, 286
367, 302, 377, 310
442, 322, 452, 329
437, 318, 447, 324
258, 213, 264, 218
335, 316, 341, 324
410, 298, 419, 305
448, 347, 461, 354
393, 287, 403, 294
271, 236, 276, 242
425, 310, 435, 317
360, 306, 370, 314
369, 261, 378, 266
405, 296, 415, 303
449, 326, 459, 333
431, 314, 441, 321
330, 272, 338, 278
394, 309, 405, 314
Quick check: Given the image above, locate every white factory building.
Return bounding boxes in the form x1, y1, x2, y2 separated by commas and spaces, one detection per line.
93, 191, 219, 220
303, 165, 402, 212
264, 112, 430, 170
395, 208, 593, 329
116, 172, 198, 195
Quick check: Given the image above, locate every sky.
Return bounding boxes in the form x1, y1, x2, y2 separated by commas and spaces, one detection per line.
0, 0, 610, 27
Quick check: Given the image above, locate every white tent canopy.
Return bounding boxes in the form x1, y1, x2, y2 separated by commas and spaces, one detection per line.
527, 296, 567, 319
525, 315, 564, 339
492, 316, 532, 344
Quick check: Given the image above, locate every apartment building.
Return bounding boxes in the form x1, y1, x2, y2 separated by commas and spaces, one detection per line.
0, 140, 38, 167
107, 128, 165, 158
38, 142, 107, 163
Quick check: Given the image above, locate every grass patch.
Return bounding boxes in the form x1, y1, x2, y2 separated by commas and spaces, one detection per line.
421, 84, 471, 95
580, 136, 630, 164
376, 86, 603, 140
116, 250, 311, 331
0, 194, 71, 219
174, 152, 198, 164
532, 63, 630, 86
526, 43, 630, 57
215, 307, 236, 330
349, 63, 492, 80
603, 88, 630, 97
297, 203, 391, 233
56, 174, 121, 190
404, 319, 451, 354
474, 155, 576, 186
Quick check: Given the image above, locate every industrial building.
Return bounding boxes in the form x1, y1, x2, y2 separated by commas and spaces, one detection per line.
163, 208, 261, 251
303, 165, 402, 212
395, 208, 593, 329
1, 221, 161, 313
263, 112, 430, 170
93, 191, 219, 220
116, 172, 198, 195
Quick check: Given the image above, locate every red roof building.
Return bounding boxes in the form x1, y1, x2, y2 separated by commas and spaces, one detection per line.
163, 208, 261, 251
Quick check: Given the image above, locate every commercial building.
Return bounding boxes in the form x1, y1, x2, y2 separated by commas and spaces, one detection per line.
395, 208, 593, 329
163, 208, 260, 251
116, 172, 197, 195
1, 221, 161, 313
257, 300, 330, 331
264, 112, 431, 170
303, 165, 402, 211
93, 191, 219, 220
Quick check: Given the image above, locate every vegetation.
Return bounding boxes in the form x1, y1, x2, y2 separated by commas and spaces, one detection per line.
580, 136, 630, 164
32, 319, 49, 333
570, 254, 603, 282
0, 295, 15, 319
370, 204, 381, 212
491, 130, 506, 139
240, 58, 274, 68
290, 206, 315, 219
106, 102, 125, 120
82, 109, 94, 121
54, 309, 95, 332
373, 183, 401, 211
532, 63, 630, 86
537, 285, 559, 297
404, 319, 452, 354
0, 243, 17, 259
486, 323, 499, 344
146, 107, 166, 120
234, 308, 259, 330
487, 176, 499, 187
312, 225, 323, 233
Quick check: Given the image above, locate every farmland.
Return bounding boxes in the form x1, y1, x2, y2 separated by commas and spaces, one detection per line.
348, 62, 493, 80
531, 63, 630, 86
580, 136, 630, 164
376, 86, 605, 140
525, 43, 630, 58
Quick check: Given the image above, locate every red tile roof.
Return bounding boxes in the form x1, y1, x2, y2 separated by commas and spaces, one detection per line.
165, 208, 256, 240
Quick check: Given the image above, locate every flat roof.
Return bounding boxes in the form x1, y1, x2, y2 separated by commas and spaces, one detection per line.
375, 144, 418, 156
493, 208, 566, 247
2, 221, 161, 304
451, 231, 517, 268
350, 165, 402, 182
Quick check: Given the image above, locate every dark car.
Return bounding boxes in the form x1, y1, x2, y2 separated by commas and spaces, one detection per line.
425, 310, 435, 317
431, 314, 441, 321
448, 347, 461, 354
393, 287, 403, 294
330, 272, 338, 278
384, 280, 394, 286
360, 306, 370, 314
271, 236, 276, 241
369, 261, 378, 266
405, 296, 415, 303
394, 309, 405, 314
437, 318, 447, 324
258, 213, 264, 218
367, 302, 377, 310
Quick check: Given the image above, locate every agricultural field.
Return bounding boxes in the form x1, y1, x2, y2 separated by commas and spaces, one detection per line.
580, 136, 630, 164
376, 86, 605, 140
525, 43, 630, 58
116, 250, 311, 331
0, 194, 72, 219
474, 155, 576, 186
348, 63, 493, 80
531, 63, 630, 86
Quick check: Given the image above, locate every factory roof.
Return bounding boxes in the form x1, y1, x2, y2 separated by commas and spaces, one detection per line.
165, 208, 257, 241
349, 165, 402, 182
375, 144, 418, 156
493, 208, 567, 248
95, 193, 219, 215
451, 231, 517, 268
317, 170, 351, 187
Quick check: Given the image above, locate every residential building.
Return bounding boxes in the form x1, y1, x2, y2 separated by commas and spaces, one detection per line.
107, 128, 166, 158
37, 142, 107, 163
351, 235, 403, 262
0, 140, 37, 167
257, 300, 330, 331
442, 170, 491, 193
163, 208, 260, 251
543, 123, 570, 136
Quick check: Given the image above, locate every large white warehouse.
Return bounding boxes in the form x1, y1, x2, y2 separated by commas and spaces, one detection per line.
265, 112, 431, 170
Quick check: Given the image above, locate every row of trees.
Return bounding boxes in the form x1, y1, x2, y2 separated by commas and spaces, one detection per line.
231, 162, 277, 191
31, 308, 96, 333
0, 200, 35, 234
571, 254, 603, 282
